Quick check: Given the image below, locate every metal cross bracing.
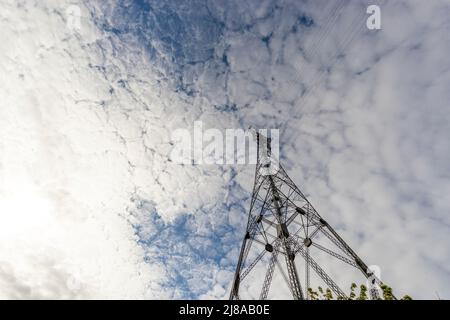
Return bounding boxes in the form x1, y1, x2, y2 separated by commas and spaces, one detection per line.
229, 133, 391, 300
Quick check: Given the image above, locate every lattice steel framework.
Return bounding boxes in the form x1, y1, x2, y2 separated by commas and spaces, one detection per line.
229, 133, 391, 300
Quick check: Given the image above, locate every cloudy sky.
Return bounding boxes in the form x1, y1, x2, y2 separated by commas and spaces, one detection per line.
0, 0, 449, 299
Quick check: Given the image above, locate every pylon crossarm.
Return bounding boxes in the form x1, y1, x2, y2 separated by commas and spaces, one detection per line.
319, 227, 354, 258
289, 218, 320, 236
311, 242, 359, 268
251, 237, 271, 248
274, 167, 308, 198
291, 226, 322, 253
260, 216, 277, 229
273, 186, 321, 223
297, 246, 348, 299
270, 177, 309, 206
273, 168, 328, 222
320, 224, 377, 280
315, 226, 391, 298
261, 230, 278, 241
285, 209, 301, 226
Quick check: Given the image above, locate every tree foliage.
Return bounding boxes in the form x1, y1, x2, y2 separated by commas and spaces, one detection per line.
307, 283, 412, 300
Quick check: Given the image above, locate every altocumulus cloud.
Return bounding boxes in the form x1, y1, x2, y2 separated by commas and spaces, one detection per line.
0, 0, 449, 299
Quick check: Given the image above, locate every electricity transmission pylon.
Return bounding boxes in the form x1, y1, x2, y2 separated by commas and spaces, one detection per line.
229, 133, 389, 300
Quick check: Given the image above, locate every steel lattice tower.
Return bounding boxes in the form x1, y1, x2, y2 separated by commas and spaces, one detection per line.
230, 133, 390, 300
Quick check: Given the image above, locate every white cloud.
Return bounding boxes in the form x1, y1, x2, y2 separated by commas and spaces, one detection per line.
0, 0, 169, 299
1, 0, 449, 300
